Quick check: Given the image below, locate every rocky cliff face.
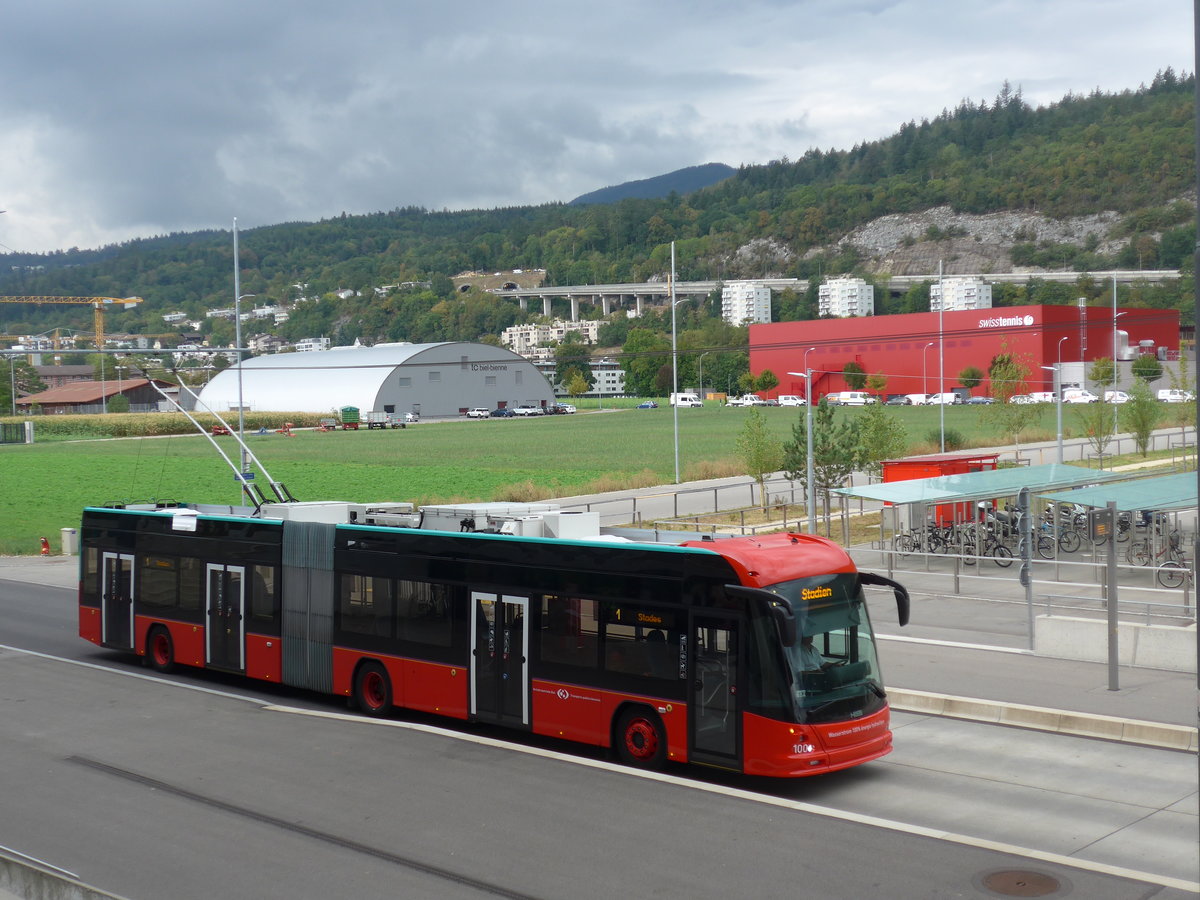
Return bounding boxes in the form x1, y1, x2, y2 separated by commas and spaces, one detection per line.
838, 206, 1124, 276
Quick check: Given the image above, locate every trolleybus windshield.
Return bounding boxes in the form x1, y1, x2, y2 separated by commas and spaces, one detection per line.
767, 573, 887, 724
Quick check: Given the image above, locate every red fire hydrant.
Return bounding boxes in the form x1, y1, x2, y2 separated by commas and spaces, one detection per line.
39, 537, 50, 556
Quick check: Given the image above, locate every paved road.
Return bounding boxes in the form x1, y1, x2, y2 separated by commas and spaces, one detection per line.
0, 558, 1196, 899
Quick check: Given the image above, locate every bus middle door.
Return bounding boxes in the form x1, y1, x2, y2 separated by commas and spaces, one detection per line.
101, 552, 135, 651
689, 614, 741, 768
205, 564, 245, 673
470, 592, 529, 729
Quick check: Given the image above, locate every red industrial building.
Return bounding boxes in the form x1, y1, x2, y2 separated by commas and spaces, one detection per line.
750, 304, 1180, 401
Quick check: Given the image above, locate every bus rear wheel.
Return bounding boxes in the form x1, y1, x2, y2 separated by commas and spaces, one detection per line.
354, 661, 393, 717
615, 707, 666, 769
147, 626, 175, 673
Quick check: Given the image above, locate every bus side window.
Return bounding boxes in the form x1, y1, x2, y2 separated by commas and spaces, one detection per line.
179, 557, 203, 610
250, 564, 277, 623
539, 595, 598, 668
339, 574, 394, 638
81, 547, 100, 607
396, 579, 453, 647
138, 555, 178, 609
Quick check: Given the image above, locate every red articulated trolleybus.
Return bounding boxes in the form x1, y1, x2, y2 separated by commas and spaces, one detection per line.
79, 498, 909, 777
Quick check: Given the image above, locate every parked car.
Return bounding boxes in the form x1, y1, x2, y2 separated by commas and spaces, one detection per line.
512, 405, 544, 416
1157, 389, 1195, 403
884, 394, 910, 406
636, 400, 658, 409
1008, 394, 1034, 404
466, 407, 490, 418
778, 395, 807, 407
489, 407, 516, 418
1104, 390, 1130, 404
965, 395, 994, 405
549, 402, 576, 414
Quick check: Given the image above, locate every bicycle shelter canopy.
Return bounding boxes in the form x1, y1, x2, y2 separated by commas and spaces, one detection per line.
1040, 472, 1198, 513
832, 462, 1126, 508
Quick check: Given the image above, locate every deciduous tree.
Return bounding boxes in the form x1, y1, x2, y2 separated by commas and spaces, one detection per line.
734, 409, 784, 511
782, 399, 862, 531
1120, 379, 1161, 456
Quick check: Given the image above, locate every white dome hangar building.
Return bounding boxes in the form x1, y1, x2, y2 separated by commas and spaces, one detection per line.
194, 342, 557, 417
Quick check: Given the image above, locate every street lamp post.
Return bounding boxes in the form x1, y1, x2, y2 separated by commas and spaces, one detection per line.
232, 217, 258, 479
668, 242, 690, 483
1041, 359, 1064, 464
1111, 309, 1126, 437
8, 355, 15, 415
698, 351, 711, 403
922, 342, 935, 396
788, 345, 818, 534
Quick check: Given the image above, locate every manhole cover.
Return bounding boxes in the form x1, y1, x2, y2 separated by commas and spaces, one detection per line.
978, 869, 1066, 898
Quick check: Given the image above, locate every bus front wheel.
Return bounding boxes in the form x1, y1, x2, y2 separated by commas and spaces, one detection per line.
354, 661, 393, 717
147, 626, 175, 673
615, 707, 666, 769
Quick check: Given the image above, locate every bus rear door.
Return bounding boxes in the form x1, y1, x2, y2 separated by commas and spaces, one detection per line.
101, 552, 135, 651
470, 592, 529, 729
206, 564, 245, 673
689, 614, 741, 768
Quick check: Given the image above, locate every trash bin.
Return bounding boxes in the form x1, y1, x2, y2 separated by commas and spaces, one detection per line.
60, 527, 78, 556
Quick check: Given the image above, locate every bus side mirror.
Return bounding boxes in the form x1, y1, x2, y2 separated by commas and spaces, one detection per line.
858, 572, 910, 627
768, 600, 797, 647
723, 584, 797, 646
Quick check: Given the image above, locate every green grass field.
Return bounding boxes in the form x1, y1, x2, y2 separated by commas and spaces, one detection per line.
0, 402, 1078, 556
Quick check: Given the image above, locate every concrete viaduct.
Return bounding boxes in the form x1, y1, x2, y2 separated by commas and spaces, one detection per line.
491, 270, 1180, 321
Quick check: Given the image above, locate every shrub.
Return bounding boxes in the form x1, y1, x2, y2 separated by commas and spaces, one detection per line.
924, 428, 967, 451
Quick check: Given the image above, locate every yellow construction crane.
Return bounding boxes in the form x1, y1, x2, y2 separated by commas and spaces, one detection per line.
0, 296, 143, 350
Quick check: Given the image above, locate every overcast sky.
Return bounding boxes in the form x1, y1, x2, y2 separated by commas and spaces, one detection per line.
0, 0, 1192, 254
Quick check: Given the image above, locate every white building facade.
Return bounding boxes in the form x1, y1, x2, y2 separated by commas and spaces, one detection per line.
930, 276, 993, 312
720, 282, 772, 326
500, 319, 602, 355
818, 277, 875, 318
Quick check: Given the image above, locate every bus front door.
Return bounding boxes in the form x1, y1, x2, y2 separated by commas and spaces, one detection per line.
101, 552, 135, 651
205, 564, 245, 673
689, 615, 741, 767
470, 592, 529, 729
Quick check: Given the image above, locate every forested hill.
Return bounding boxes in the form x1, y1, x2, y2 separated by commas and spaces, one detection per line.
0, 70, 1194, 346
569, 163, 736, 205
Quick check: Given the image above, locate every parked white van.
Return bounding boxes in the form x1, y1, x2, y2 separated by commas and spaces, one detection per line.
1157, 389, 1195, 402
778, 395, 807, 407
1104, 390, 1130, 404
905, 393, 929, 406
669, 392, 703, 407
925, 392, 959, 405
1062, 389, 1099, 404
828, 391, 875, 406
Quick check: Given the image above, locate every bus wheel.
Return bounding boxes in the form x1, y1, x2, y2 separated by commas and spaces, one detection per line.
615, 707, 666, 769
147, 626, 175, 673
354, 662, 393, 717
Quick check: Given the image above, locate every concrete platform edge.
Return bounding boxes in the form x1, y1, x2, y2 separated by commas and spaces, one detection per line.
890, 687, 1199, 752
